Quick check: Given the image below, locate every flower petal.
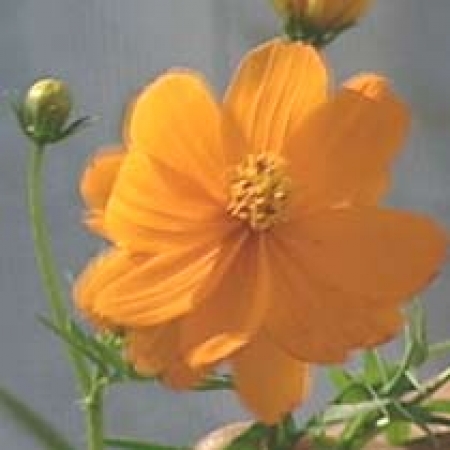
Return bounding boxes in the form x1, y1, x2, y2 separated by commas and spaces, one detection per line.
74, 236, 246, 328
126, 71, 241, 199
106, 149, 238, 252
126, 323, 179, 375
280, 208, 447, 299
79, 146, 124, 236
264, 234, 404, 363
181, 235, 270, 367
286, 75, 410, 209
232, 332, 310, 424
224, 40, 327, 154
126, 322, 206, 389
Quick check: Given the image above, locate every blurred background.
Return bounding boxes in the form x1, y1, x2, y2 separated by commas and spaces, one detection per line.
0, 0, 450, 448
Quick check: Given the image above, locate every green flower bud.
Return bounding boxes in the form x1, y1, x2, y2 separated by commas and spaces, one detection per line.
271, 0, 374, 46
23, 78, 72, 144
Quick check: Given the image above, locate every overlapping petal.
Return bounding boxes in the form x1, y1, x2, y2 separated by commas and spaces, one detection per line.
126, 321, 206, 389
285, 75, 410, 210
74, 236, 246, 328
232, 332, 310, 424
280, 208, 447, 298
105, 149, 238, 252
263, 232, 405, 362
224, 40, 327, 154
79, 146, 124, 237
126, 71, 245, 197
181, 235, 270, 367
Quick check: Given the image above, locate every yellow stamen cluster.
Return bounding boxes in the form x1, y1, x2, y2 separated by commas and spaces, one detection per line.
228, 153, 291, 231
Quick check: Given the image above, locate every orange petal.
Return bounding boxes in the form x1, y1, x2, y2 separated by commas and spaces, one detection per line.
74, 248, 134, 329
286, 75, 410, 210
126, 323, 179, 376
79, 146, 124, 236
74, 238, 245, 328
126, 71, 240, 200
280, 208, 447, 299
232, 332, 310, 424
265, 234, 404, 362
224, 39, 327, 154
106, 149, 238, 252
163, 359, 208, 390
181, 235, 270, 367
126, 322, 206, 389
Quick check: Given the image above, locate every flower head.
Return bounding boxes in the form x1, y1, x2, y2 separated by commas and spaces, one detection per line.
273, 0, 373, 30
75, 41, 447, 424
23, 78, 72, 144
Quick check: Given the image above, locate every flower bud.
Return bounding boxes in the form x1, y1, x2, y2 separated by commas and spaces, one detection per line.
272, 0, 374, 45
23, 78, 72, 144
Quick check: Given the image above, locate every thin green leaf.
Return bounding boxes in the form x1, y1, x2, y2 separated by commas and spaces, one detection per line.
322, 399, 391, 425
429, 341, 450, 360
363, 350, 388, 386
224, 423, 268, 450
337, 383, 372, 404
39, 316, 107, 370
0, 385, 75, 450
328, 367, 352, 390
405, 299, 428, 368
105, 437, 189, 450
424, 399, 450, 415
58, 116, 96, 141
390, 402, 437, 447
384, 421, 411, 446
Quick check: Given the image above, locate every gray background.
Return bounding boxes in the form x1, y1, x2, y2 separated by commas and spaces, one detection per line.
0, 0, 450, 448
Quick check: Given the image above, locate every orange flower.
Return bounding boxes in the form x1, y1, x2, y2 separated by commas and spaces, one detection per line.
75, 40, 447, 424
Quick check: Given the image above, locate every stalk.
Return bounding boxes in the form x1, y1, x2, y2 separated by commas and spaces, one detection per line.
26, 143, 103, 450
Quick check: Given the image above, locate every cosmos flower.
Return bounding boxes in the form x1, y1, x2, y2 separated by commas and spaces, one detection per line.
75, 40, 447, 423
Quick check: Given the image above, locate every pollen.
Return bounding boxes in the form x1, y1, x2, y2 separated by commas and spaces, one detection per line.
227, 153, 292, 231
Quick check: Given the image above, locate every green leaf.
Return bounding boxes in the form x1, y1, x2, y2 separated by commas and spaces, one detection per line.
322, 399, 391, 425
0, 385, 75, 450
424, 399, 450, 414
39, 316, 146, 383
224, 423, 268, 450
363, 350, 388, 386
389, 402, 437, 446
429, 341, 450, 360
328, 367, 352, 390
405, 299, 429, 368
105, 438, 189, 450
337, 383, 372, 404
384, 421, 411, 446
57, 116, 96, 141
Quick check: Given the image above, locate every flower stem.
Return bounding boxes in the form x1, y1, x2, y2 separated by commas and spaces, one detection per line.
85, 375, 104, 450
26, 143, 104, 450
27, 143, 89, 390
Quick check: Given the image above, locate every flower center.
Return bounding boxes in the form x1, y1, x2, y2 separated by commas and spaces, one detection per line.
227, 153, 291, 231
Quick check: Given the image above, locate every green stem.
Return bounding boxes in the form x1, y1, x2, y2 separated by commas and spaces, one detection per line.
27, 143, 103, 450
27, 143, 89, 391
86, 377, 104, 450
27, 146, 68, 326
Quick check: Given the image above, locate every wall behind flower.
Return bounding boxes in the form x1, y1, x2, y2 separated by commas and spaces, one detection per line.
0, 0, 449, 448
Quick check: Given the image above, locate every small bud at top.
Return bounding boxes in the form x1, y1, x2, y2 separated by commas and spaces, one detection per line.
272, 0, 374, 45
23, 78, 72, 144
